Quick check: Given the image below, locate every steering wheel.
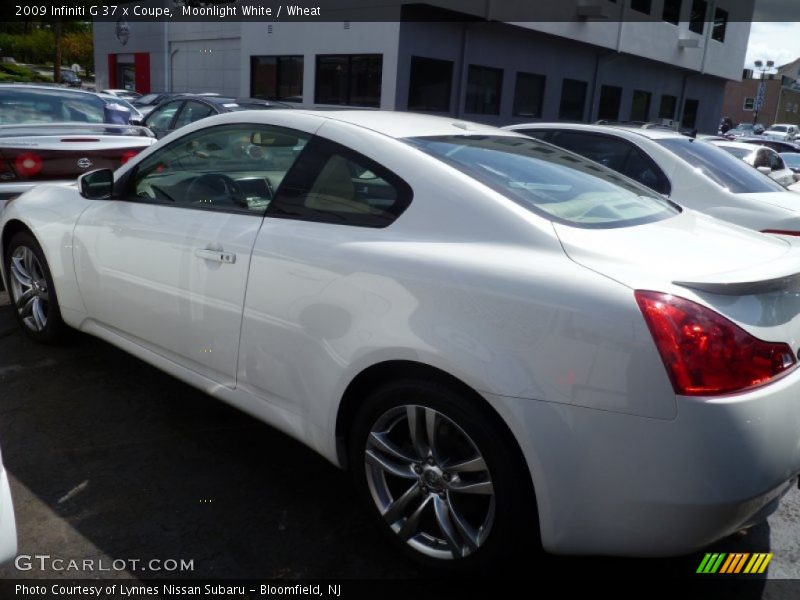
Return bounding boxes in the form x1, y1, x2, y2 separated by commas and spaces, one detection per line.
185, 173, 248, 209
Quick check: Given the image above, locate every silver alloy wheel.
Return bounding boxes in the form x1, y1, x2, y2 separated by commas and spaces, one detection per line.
365, 405, 496, 560
9, 246, 49, 332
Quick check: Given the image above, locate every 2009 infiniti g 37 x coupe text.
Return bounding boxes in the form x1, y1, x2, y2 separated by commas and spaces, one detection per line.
1, 110, 799, 569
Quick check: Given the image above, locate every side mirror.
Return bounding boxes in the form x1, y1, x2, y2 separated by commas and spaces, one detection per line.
78, 169, 114, 199
130, 117, 143, 126
757, 166, 772, 175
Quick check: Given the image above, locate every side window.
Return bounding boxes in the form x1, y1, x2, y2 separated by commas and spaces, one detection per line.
127, 123, 310, 215
145, 100, 182, 132
174, 101, 215, 130
269, 138, 412, 227
549, 131, 671, 195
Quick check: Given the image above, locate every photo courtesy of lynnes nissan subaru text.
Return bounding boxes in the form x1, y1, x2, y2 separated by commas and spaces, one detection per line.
1, 109, 799, 569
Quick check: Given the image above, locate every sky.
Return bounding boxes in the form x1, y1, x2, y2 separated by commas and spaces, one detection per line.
745, 22, 800, 71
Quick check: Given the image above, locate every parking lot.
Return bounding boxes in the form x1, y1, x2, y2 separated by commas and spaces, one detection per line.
0, 292, 798, 590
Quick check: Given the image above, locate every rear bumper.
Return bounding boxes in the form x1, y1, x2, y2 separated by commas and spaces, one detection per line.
489, 367, 800, 556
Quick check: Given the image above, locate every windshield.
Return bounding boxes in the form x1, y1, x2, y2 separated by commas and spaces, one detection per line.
657, 138, 785, 194
405, 135, 678, 228
134, 94, 160, 105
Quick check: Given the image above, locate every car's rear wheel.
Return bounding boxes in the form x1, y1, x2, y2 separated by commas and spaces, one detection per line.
5, 231, 67, 343
350, 379, 538, 571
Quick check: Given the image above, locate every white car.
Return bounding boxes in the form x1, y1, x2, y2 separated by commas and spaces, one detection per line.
2, 111, 800, 567
504, 122, 800, 234
0, 445, 17, 564
764, 123, 799, 142
710, 140, 797, 188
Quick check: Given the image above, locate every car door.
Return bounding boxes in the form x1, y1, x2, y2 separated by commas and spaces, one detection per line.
73, 122, 311, 386
143, 99, 184, 139
236, 135, 412, 413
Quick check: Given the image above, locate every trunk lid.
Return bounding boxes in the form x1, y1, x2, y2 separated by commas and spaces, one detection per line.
553, 209, 800, 346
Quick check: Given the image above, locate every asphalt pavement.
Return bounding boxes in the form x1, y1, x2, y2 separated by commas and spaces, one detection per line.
0, 294, 797, 593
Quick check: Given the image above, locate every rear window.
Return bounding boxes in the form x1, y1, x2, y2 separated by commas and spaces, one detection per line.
657, 138, 785, 194
405, 135, 678, 228
0, 89, 105, 125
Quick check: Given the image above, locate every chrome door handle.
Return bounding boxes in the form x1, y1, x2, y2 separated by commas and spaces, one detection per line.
195, 248, 236, 264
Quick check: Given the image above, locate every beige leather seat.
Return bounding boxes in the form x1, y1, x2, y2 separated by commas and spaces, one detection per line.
305, 156, 381, 214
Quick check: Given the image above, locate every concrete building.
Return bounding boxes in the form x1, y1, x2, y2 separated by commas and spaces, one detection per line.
93, 0, 754, 132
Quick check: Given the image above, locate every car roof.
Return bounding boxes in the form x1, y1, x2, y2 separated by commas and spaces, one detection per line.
297, 110, 517, 139
0, 83, 102, 98
504, 121, 686, 141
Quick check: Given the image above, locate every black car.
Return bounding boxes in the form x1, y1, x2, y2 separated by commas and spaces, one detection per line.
131, 92, 183, 116
141, 95, 292, 139
59, 70, 82, 88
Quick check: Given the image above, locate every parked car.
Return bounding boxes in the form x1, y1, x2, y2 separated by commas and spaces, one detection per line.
0, 84, 156, 205
780, 152, 800, 176
3, 110, 800, 568
132, 92, 223, 117
724, 123, 765, 139
764, 123, 799, 142
736, 136, 800, 154
59, 69, 82, 88
98, 93, 144, 123
101, 89, 142, 101
142, 95, 292, 139
709, 140, 796, 187
503, 122, 800, 233
0, 444, 16, 565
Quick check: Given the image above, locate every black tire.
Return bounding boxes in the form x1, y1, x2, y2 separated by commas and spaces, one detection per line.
349, 378, 539, 573
4, 231, 68, 343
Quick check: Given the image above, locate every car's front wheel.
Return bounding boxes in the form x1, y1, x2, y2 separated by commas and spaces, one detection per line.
350, 379, 538, 571
5, 231, 67, 343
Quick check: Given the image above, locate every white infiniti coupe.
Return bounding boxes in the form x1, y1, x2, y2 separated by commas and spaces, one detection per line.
1, 110, 799, 569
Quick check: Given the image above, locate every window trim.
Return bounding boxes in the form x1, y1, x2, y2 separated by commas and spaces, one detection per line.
314, 53, 383, 108
464, 64, 504, 116
266, 136, 413, 228
512, 71, 546, 118
250, 55, 305, 103
117, 122, 311, 217
407, 55, 455, 113
743, 97, 755, 111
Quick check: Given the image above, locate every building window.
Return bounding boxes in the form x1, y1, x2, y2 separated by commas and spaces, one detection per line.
659, 94, 677, 119
250, 56, 304, 102
743, 97, 755, 111
315, 54, 383, 108
712, 8, 728, 42
513, 72, 545, 118
408, 56, 453, 112
662, 0, 681, 24
597, 85, 622, 121
630, 0, 652, 15
689, 0, 707, 34
682, 98, 699, 128
559, 78, 588, 121
465, 65, 503, 115
630, 89, 652, 121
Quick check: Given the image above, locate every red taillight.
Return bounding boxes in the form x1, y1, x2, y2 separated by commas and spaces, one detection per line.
14, 152, 43, 177
635, 290, 796, 396
120, 150, 140, 164
761, 230, 800, 236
